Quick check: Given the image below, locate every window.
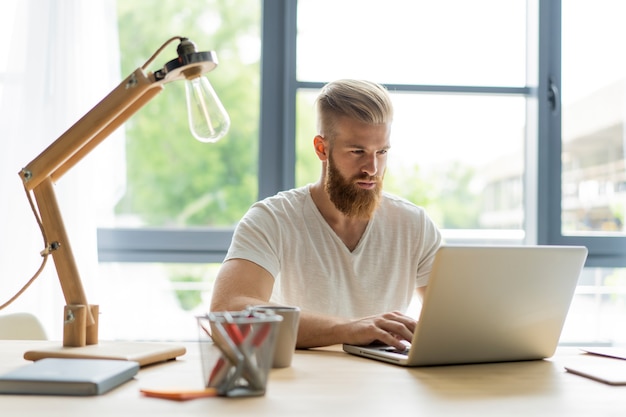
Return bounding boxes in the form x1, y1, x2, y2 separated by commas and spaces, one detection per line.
295, 0, 528, 242
3, 0, 626, 345
96, 0, 262, 341
558, 0, 626, 345
561, 0, 626, 238
112, 1, 261, 230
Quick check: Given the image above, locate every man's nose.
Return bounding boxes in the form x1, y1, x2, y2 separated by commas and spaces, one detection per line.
361, 155, 378, 176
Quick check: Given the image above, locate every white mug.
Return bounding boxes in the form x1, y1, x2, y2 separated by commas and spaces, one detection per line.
251, 305, 300, 368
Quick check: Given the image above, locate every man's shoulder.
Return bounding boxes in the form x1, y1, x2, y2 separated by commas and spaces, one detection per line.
258, 185, 309, 207
377, 193, 441, 242
247, 186, 310, 220
380, 192, 426, 214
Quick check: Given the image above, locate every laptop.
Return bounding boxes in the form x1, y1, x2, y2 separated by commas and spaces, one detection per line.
343, 245, 588, 366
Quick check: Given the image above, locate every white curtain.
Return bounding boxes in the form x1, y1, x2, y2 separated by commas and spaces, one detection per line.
0, 0, 123, 339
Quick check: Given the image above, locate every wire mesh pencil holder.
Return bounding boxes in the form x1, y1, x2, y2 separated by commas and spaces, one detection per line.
197, 310, 282, 397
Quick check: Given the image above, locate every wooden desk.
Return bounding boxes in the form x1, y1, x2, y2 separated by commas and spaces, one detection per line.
1, 340, 624, 416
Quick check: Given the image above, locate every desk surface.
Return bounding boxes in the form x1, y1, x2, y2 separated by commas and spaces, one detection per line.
1, 340, 624, 416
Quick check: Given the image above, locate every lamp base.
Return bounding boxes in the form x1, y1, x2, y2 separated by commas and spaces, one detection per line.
63, 304, 99, 347
23, 341, 186, 367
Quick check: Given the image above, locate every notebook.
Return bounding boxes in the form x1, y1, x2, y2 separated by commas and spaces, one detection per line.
564, 357, 626, 385
343, 245, 588, 366
0, 358, 139, 396
579, 346, 626, 361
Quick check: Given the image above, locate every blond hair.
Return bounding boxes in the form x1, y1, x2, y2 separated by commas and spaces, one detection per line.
315, 79, 393, 138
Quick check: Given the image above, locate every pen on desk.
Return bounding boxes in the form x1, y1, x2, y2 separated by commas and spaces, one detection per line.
223, 313, 269, 391
199, 321, 232, 388
203, 316, 243, 390
208, 354, 231, 388
243, 321, 273, 389
222, 313, 259, 388
216, 327, 244, 389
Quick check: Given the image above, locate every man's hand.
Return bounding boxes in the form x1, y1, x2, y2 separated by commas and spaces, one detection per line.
339, 311, 416, 350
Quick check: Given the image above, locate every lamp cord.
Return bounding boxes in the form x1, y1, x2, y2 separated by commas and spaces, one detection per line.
141, 36, 183, 71
0, 187, 51, 310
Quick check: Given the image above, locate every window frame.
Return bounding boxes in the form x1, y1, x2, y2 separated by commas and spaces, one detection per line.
97, 0, 622, 269
535, 0, 626, 268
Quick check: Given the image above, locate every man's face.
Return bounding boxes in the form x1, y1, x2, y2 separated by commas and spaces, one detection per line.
323, 117, 390, 219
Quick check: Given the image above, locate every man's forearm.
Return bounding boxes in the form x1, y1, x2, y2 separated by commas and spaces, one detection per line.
295, 311, 349, 348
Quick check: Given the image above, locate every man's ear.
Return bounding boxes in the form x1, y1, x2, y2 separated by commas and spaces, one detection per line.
313, 135, 328, 160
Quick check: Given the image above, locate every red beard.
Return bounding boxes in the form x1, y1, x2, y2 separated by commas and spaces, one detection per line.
325, 153, 383, 219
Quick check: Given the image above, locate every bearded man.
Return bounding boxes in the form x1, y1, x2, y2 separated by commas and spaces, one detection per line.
210, 79, 441, 350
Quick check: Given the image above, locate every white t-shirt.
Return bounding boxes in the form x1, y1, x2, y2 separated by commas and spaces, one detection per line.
224, 185, 442, 319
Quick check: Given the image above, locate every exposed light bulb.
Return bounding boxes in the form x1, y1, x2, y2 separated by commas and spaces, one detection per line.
185, 75, 230, 143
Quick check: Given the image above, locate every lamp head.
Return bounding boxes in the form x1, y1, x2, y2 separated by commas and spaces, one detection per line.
154, 37, 230, 142
154, 38, 217, 82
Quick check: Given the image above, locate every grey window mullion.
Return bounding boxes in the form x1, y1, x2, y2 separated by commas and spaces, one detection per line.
258, 0, 297, 199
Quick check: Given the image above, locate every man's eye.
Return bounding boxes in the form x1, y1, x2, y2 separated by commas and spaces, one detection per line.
378, 150, 388, 155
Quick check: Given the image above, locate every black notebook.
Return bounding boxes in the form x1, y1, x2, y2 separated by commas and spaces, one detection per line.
0, 358, 139, 396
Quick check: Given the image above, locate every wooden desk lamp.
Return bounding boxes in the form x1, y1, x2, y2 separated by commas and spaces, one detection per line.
17, 36, 230, 350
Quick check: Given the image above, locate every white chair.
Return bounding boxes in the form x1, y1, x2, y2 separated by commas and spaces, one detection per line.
0, 312, 47, 340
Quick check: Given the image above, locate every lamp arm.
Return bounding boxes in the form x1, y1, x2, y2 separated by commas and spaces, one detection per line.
31, 178, 90, 324
21, 68, 163, 189
19, 67, 164, 346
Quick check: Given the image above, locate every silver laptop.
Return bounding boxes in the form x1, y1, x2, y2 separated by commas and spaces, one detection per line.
343, 245, 588, 366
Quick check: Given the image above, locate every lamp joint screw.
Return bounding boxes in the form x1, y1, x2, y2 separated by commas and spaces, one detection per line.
126, 74, 138, 89
21, 169, 32, 181
65, 309, 75, 324
40, 241, 61, 256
